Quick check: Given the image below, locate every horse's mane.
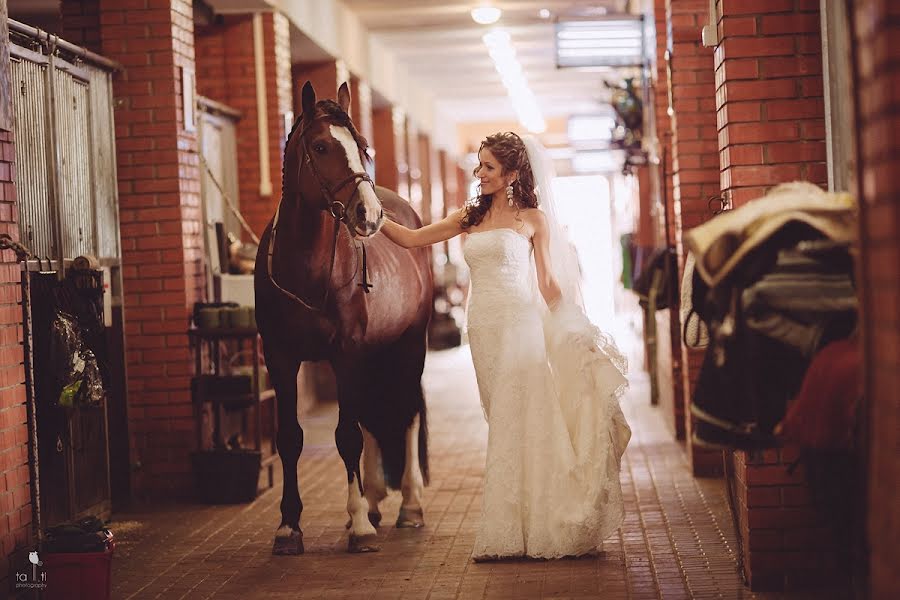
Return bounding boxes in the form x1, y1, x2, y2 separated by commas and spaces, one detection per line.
281, 100, 371, 203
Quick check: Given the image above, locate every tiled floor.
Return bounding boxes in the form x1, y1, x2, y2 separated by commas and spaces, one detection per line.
108, 332, 837, 599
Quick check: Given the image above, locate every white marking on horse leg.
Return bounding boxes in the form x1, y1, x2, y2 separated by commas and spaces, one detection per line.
330, 125, 381, 228
361, 426, 387, 514
400, 414, 424, 511
347, 473, 377, 537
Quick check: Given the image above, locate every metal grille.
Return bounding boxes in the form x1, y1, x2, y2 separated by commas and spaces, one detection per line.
55, 68, 96, 259
10, 56, 54, 258
89, 70, 119, 260
10, 44, 118, 263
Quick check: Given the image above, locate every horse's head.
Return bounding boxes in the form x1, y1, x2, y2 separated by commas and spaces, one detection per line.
290, 81, 384, 237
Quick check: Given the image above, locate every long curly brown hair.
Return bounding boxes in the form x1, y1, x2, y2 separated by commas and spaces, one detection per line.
460, 132, 538, 229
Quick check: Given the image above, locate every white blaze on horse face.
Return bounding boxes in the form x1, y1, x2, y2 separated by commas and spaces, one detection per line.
329, 125, 381, 233
346, 473, 377, 537
400, 414, 424, 511
361, 426, 387, 514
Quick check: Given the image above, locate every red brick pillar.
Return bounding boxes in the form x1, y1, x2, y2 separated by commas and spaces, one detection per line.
715, 1, 837, 590
848, 1, 900, 597
293, 61, 338, 112
715, 0, 827, 207
406, 119, 422, 215
372, 106, 399, 192
195, 12, 292, 238
666, 0, 722, 475
417, 132, 433, 225
349, 75, 374, 145
0, 4, 32, 580
652, 0, 685, 442
67, 0, 205, 498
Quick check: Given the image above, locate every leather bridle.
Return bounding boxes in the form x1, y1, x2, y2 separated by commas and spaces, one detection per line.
266, 116, 377, 312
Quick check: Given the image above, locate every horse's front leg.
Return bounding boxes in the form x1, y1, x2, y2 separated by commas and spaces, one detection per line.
335, 389, 380, 553
266, 351, 304, 555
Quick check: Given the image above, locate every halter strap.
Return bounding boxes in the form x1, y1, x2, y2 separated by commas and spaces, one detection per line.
266, 114, 375, 312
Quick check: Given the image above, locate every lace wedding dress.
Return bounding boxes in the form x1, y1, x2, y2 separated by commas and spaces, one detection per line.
464, 228, 632, 560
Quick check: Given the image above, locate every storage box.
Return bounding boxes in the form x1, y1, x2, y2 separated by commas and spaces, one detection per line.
43, 545, 113, 600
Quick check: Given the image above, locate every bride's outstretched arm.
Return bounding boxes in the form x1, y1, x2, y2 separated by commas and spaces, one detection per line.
381, 208, 465, 248
532, 211, 563, 310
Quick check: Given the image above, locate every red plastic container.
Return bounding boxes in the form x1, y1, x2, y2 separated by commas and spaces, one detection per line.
42, 543, 114, 600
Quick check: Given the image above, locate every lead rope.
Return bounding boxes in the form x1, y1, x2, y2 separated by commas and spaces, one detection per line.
358, 244, 372, 293
266, 200, 345, 313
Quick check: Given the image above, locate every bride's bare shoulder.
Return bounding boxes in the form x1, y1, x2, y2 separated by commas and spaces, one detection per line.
520, 208, 548, 230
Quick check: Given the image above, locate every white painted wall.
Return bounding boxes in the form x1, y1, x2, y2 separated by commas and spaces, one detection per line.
269, 0, 456, 151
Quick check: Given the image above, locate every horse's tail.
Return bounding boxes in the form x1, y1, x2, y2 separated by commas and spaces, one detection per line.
417, 384, 430, 486
376, 385, 428, 490
380, 434, 404, 491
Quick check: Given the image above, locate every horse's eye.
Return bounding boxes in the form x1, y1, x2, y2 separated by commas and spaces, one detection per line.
314, 143, 327, 155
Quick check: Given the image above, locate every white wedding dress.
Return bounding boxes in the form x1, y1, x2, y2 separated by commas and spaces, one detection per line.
464, 228, 632, 559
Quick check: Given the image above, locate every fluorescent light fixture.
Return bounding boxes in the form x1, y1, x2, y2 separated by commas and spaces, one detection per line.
482, 28, 546, 133
471, 5, 502, 25
555, 17, 645, 68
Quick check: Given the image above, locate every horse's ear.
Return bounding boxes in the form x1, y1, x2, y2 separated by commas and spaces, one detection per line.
302, 81, 317, 122
337, 82, 351, 114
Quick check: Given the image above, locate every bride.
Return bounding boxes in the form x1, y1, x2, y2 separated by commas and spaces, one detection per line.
380, 132, 631, 559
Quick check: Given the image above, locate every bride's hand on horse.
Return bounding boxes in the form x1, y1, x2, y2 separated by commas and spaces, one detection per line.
380, 209, 466, 249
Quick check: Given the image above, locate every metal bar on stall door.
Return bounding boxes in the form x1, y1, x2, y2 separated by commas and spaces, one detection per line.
45, 35, 66, 280
21, 268, 44, 548
8, 19, 122, 72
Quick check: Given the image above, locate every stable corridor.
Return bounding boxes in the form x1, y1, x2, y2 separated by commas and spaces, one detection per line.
108, 330, 844, 600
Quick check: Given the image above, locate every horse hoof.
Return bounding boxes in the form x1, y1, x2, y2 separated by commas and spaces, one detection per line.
396, 507, 425, 528
273, 527, 304, 555
348, 534, 380, 553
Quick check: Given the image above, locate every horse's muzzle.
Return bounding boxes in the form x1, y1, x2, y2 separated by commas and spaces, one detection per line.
353, 207, 384, 238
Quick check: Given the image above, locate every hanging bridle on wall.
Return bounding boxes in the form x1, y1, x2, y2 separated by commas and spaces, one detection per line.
266, 114, 377, 312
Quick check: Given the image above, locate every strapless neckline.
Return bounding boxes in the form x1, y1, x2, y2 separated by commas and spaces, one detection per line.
467, 228, 531, 243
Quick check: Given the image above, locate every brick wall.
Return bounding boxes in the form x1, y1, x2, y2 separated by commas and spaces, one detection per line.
714, 0, 838, 590
372, 106, 399, 192
0, 126, 31, 589
349, 75, 374, 144
715, 0, 827, 207
730, 447, 841, 590
293, 61, 338, 115
652, 0, 685, 443
63, 0, 205, 499
847, 1, 900, 597
665, 0, 722, 474
195, 12, 291, 239
417, 132, 432, 225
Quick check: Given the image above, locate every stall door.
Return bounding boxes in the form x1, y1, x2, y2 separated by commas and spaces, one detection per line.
9, 36, 124, 526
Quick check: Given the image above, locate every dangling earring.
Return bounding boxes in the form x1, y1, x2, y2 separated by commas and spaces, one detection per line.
506, 183, 515, 207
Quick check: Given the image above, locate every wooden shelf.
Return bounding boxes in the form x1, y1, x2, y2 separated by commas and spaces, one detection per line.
189, 327, 277, 496
188, 327, 258, 340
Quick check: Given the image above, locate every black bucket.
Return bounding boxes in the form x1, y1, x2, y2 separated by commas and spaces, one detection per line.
191, 449, 261, 504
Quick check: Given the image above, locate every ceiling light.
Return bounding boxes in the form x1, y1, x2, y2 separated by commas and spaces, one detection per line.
555, 17, 646, 68
471, 5, 502, 25
539, 9, 551, 19
481, 28, 546, 133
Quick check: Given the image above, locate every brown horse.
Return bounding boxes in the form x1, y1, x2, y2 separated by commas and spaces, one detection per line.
254, 82, 433, 554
